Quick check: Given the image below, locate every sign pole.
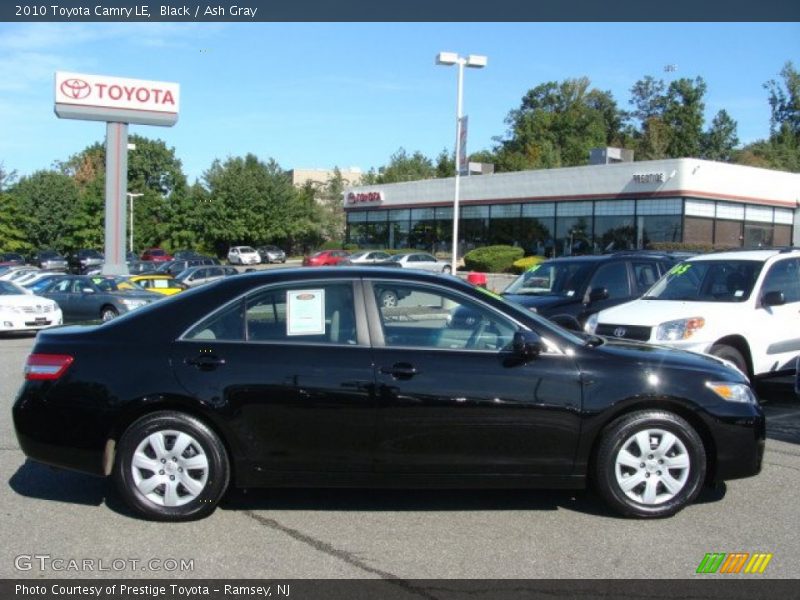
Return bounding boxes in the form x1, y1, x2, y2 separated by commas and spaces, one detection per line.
103, 122, 129, 275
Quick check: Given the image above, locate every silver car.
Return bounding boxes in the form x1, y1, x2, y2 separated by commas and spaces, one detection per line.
387, 252, 452, 274
32, 250, 68, 271
175, 265, 239, 288
257, 245, 287, 264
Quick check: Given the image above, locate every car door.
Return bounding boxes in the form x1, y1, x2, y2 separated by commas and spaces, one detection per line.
170, 279, 376, 476
751, 257, 800, 376
43, 277, 78, 320
365, 278, 583, 476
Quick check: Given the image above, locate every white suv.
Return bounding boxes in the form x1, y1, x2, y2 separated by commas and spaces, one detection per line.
227, 246, 261, 265
585, 248, 800, 383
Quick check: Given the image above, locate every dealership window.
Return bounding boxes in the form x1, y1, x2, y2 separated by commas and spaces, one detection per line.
595, 215, 635, 252
363, 211, 389, 248
489, 204, 522, 246
409, 208, 436, 251
388, 209, 410, 249
460, 205, 489, 252
520, 203, 555, 255
346, 211, 369, 247
555, 202, 593, 256
685, 199, 716, 218
636, 198, 682, 216
638, 215, 682, 247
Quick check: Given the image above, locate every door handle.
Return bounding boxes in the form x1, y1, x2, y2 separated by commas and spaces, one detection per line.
186, 354, 226, 371
380, 363, 418, 380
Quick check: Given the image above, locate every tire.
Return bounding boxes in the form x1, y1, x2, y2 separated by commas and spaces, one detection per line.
114, 411, 230, 521
594, 410, 706, 518
710, 344, 749, 379
380, 289, 399, 308
442, 265, 452, 274
101, 306, 119, 322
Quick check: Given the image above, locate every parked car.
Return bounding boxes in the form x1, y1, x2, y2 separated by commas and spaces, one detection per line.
501, 252, 680, 330
341, 250, 392, 265
13, 267, 764, 521
302, 250, 350, 267
0, 252, 27, 266
257, 245, 287, 264
129, 274, 187, 296
227, 246, 261, 266
0, 280, 62, 334
127, 261, 159, 275
174, 265, 239, 288
156, 257, 221, 277
173, 250, 206, 260
31, 250, 68, 271
39, 275, 162, 322
586, 248, 800, 384
69, 249, 104, 274
140, 248, 173, 262
0, 266, 40, 283
23, 273, 66, 294
382, 252, 452, 274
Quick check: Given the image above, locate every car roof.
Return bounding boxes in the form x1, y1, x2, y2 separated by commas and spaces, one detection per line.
687, 248, 800, 262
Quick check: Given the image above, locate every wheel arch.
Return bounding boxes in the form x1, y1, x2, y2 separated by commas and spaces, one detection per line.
107, 395, 239, 486
711, 335, 753, 379
585, 397, 719, 486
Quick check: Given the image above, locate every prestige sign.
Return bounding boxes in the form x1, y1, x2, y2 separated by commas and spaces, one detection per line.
54, 72, 180, 126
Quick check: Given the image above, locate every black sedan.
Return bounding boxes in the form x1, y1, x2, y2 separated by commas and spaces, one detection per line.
38, 275, 163, 322
13, 268, 764, 521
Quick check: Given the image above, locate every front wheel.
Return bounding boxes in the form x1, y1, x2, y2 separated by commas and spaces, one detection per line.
114, 411, 230, 521
710, 344, 749, 379
442, 264, 452, 274
101, 306, 119, 322
594, 411, 706, 518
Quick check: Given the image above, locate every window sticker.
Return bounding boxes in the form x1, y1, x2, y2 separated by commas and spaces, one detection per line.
669, 264, 692, 276
526, 264, 541, 273
475, 286, 503, 300
286, 289, 325, 336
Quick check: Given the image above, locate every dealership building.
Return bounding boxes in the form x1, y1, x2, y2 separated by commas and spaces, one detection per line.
343, 156, 800, 256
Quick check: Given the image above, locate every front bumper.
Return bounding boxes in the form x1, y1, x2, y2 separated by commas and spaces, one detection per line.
0, 311, 63, 332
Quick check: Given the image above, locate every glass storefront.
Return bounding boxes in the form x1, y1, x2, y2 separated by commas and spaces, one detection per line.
346, 197, 794, 254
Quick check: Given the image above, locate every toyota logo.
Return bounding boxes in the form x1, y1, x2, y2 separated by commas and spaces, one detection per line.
60, 78, 91, 100
613, 327, 627, 338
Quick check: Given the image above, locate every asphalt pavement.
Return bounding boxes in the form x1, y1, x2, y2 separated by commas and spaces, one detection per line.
1, 334, 799, 580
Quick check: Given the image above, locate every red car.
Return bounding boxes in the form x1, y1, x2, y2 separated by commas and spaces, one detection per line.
140, 248, 173, 262
302, 250, 350, 266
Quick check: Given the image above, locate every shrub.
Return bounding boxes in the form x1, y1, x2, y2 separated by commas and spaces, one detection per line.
320, 240, 346, 250
463, 245, 524, 273
511, 255, 547, 274
343, 244, 360, 251
648, 242, 732, 254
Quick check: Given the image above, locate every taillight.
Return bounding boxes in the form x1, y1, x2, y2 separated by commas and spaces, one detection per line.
25, 354, 74, 381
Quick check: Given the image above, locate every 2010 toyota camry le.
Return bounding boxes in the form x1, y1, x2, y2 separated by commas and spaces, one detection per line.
12, 267, 764, 521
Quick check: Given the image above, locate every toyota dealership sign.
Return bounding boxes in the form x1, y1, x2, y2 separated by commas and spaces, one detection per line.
55, 71, 180, 126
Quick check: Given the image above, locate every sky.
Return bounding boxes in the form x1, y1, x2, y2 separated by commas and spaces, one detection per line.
1, 22, 798, 184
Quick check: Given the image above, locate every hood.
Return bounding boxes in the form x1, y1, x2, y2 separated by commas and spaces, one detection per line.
502, 293, 572, 311
592, 337, 747, 383
597, 299, 748, 327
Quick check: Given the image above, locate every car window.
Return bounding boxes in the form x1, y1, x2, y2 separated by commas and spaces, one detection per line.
372, 282, 516, 352
588, 262, 630, 299
632, 261, 660, 294
647, 260, 763, 302
49, 279, 72, 293
184, 282, 357, 344
505, 262, 592, 297
762, 258, 800, 304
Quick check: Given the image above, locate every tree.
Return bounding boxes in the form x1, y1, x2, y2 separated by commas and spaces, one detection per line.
702, 110, 739, 162
11, 170, 79, 251
434, 148, 455, 178
663, 77, 708, 158
361, 148, 436, 184
495, 78, 626, 171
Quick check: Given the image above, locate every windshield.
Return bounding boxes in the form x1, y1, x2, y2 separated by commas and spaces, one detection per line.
504, 261, 593, 296
0, 281, 25, 295
643, 260, 763, 302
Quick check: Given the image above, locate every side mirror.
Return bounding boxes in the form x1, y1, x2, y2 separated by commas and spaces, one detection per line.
588, 287, 609, 303
763, 291, 786, 307
513, 330, 543, 360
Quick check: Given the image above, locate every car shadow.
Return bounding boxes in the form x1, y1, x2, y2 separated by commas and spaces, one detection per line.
8, 460, 138, 518
9, 460, 728, 520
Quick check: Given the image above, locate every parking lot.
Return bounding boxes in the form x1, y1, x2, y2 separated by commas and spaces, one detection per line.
1, 333, 799, 580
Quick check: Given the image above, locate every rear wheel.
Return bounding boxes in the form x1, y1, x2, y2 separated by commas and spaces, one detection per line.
379, 289, 399, 308
594, 410, 705, 518
710, 344, 749, 379
114, 411, 229, 521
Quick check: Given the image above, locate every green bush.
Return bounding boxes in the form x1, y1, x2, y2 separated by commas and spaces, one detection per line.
320, 240, 346, 250
463, 245, 524, 273
343, 243, 360, 251
511, 255, 546, 274
648, 242, 731, 254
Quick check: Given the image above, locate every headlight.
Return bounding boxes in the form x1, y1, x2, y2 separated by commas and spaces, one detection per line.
655, 317, 705, 341
584, 313, 598, 334
121, 299, 148, 309
706, 381, 758, 404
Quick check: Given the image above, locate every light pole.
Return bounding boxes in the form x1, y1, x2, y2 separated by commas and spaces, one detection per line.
436, 51, 487, 275
127, 192, 143, 254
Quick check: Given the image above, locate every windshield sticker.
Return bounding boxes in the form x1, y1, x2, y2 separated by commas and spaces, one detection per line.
566, 290, 575, 297
526, 264, 541, 273
734, 290, 744, 297
669, 264, 692, 276
286, 289, 325, 336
